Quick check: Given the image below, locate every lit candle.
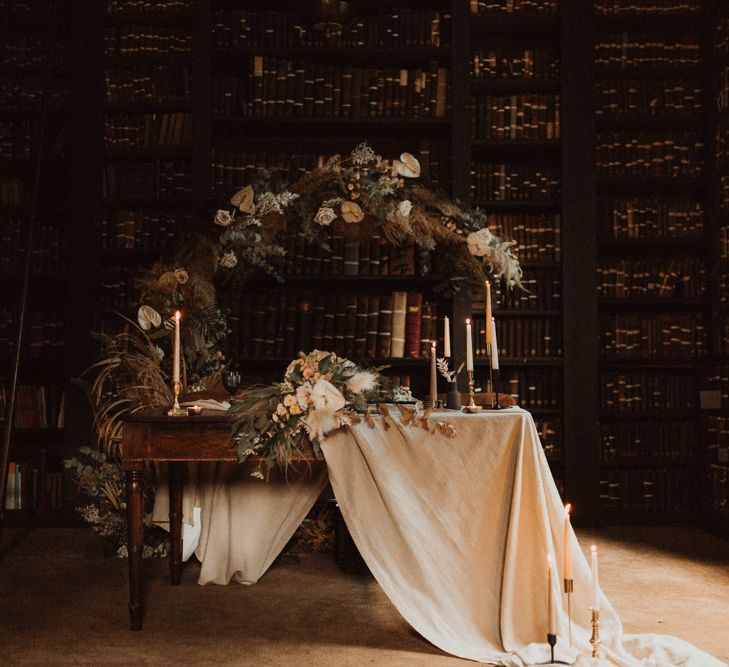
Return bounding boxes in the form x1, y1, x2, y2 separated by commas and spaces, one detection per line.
489, 317, 499, 371
590, 545, 600, 610
485, 281, 492, 345
173, 310, 181, 385
563, 504, 572, 581
465, 318, 474, 371
547, 554, 558, 636
430, 340, 438, 406
443, 316, 451, 358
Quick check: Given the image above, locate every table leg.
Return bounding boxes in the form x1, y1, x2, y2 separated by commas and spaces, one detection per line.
168, 461, 183, 586
126, 468, 144, 631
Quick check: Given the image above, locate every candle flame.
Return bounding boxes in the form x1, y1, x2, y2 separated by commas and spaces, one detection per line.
466, 318, 471, 325
591, 544, 597, 554
431, 340, 436, 347
565, 503, 571, 515
174, 310, 181, 321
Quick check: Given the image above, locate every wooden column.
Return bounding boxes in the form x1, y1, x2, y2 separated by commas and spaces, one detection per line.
560, 0, 600, 524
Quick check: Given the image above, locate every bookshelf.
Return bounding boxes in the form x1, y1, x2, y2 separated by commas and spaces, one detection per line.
0, 2, 72, 525
593, 0, 706, 523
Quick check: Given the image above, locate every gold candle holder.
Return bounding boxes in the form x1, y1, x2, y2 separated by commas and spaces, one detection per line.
590, 607, 601, 659
463, 370, 482, 413
564, 578, 573, 649
167, 381, 187, 417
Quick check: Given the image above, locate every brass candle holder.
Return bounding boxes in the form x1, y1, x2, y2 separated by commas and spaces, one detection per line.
590, 607, 601, 659
463, 370, 482, 413
167, 381, 187, 417
564, 578, 573, 649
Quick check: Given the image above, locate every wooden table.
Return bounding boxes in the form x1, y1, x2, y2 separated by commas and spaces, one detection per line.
122, 410, 236, 630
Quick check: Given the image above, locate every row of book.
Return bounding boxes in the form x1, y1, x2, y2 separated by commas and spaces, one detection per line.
536, 419, 562, 462
500, 368, 562, 409
0, 385, 65, 429
595, 1, 699, 15
270, 236, 424, 278
0, 120, 32, 161
707, 417, 729, 465
210, 145, 451, 193
601, 422, 694, 463
104, 0, 192, 15
104, 67, 191, 104
100, 209, 186, 252
716, 118, 729, 166
0, 309, 65, 360
597, 259, 704, 298
487, 214, 560, 262
471, 48, 559, 80
720, 273, 729, 310
599, 197, 703, 239
1, 35, 47, 70
704, 370, 729, 411
0, 178, 22, 206
104, 112, 192, 151
470, 164, 559, 202
487, 315, 562, 358
600, 371, 695, 411
719, 175, 729, 211
103, 26, 192, 57
717, 67, 729, 113
595, 36, 700, 69
0, 77, 49, 110
5, 462, 64, 513
708, 465, 729, 518
0, 220, 63, 277
212, 9, 449, 49
599, 468, 691, 514
469, 0, 558, 12
469, 94, 560, 140
100, 266, 139, 310
102, 161, 191, 200
212, 59, 448, 119
601, 315, 705, 358
233, 291, 440, 361
715, 18, 729, 58
490, 267, 562, 310
595, 132, 704, 178
594, 80, 702, 117
719, 226, 729, 261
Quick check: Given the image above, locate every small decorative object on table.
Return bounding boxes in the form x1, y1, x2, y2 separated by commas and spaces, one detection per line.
168, 310, 187, 417
437, 357, 463, 411
222, 370, 242, 400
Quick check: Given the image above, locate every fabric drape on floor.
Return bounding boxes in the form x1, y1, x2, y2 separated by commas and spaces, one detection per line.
153, 406, 724, 666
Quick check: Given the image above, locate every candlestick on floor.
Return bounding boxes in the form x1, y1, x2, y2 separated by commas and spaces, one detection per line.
590, 608, 601, 659
536, 634, 570, 666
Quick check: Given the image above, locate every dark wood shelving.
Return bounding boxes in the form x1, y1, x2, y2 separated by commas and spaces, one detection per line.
103, 11, 193, 26
597, 297, 705, 311
594, 13, 702, 34
470, 139, 560, 152
104, 148, 192, 161
595, 115, 704, 132
600, 411, 698, 421
10, 428, 65, 440
599, 358, 697, 369
240, 275, 448, 290
101, 198, 193, 210
600, 460, 692, 469
492, 309, 562, 318
476, 357, 563, 367
103, 54, 193, 67
596, 177, 704, 195
236, 357, 429, 368
470, 78, 560, 94
471, 200, 560, 213
213, 46, 449, 66
103, 102, 192, 113
595, 65, 701, 80
597, 238, 704, 256
470, 13, 560, 37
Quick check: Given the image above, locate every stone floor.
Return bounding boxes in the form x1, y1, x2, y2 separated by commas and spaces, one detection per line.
0, 526, 727, 666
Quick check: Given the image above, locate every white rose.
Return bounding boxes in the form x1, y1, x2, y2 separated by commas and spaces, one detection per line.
311, 379, 346, 414
296, 384, 314, 410
214, 209, 232, 227
397, 200, 412, 217
466, 228, 494, 257
314, 206, 337, 226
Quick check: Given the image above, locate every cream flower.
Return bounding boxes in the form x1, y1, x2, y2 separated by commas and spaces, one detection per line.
393, 152, 421, 178
397, 200, 412, 217
466, 228, 494, 257
137, 305, 161, 330
174, 268, 189, 284
276, 403, 288, 416
340, 201, 364, 223
296, 384, 314, 409
230, 185, 255, 213
346, 370, 378, 395
311, 378, 346, 413
283, 394, 297, 408
219, 250, 238, 268
314, 206, 337, 226
214, 209, 232, 226
303, 408, 342, 441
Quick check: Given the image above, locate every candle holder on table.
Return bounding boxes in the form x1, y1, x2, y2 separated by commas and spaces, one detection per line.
167, 381, 187, 417
564, 578, 573, 649
479, 343, 501, 410
590, 608, 601, 659
463, 370, 482, 413
446, 380, 461, 410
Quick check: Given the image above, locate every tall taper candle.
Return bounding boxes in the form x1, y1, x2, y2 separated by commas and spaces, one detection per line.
485, 281, 492, 345
590, 545, 600, 610
443, 316, 451, 357
563, 504, 572, 581
430, 340, 438, 406
465, 318, 474, 371
489, 317, 499, 371
173, 310, 181, 385
547, 554, 558, 636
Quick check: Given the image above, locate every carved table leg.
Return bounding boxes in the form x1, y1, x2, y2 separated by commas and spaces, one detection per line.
126, 468, 144, 630
168, 461, 183, 586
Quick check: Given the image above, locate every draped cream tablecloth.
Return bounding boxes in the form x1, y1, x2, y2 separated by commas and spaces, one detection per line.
152, 406, 724, 667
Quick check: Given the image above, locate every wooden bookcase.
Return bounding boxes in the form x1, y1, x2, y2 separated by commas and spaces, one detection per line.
9, 0, 729, 532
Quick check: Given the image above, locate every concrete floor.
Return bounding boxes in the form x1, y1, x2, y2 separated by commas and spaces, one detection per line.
0, 526, 727, 666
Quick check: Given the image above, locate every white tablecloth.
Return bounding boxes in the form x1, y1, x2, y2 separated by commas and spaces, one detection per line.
152, 406, 724, 666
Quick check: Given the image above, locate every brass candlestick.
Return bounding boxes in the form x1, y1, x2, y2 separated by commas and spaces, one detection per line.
167, 381, 187, 417
463, 370, 482, 413
590, 608, 601, 659
564, 578, 573, 649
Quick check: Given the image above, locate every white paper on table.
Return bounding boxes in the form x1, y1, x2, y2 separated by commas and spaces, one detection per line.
180, 399, 230, 411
